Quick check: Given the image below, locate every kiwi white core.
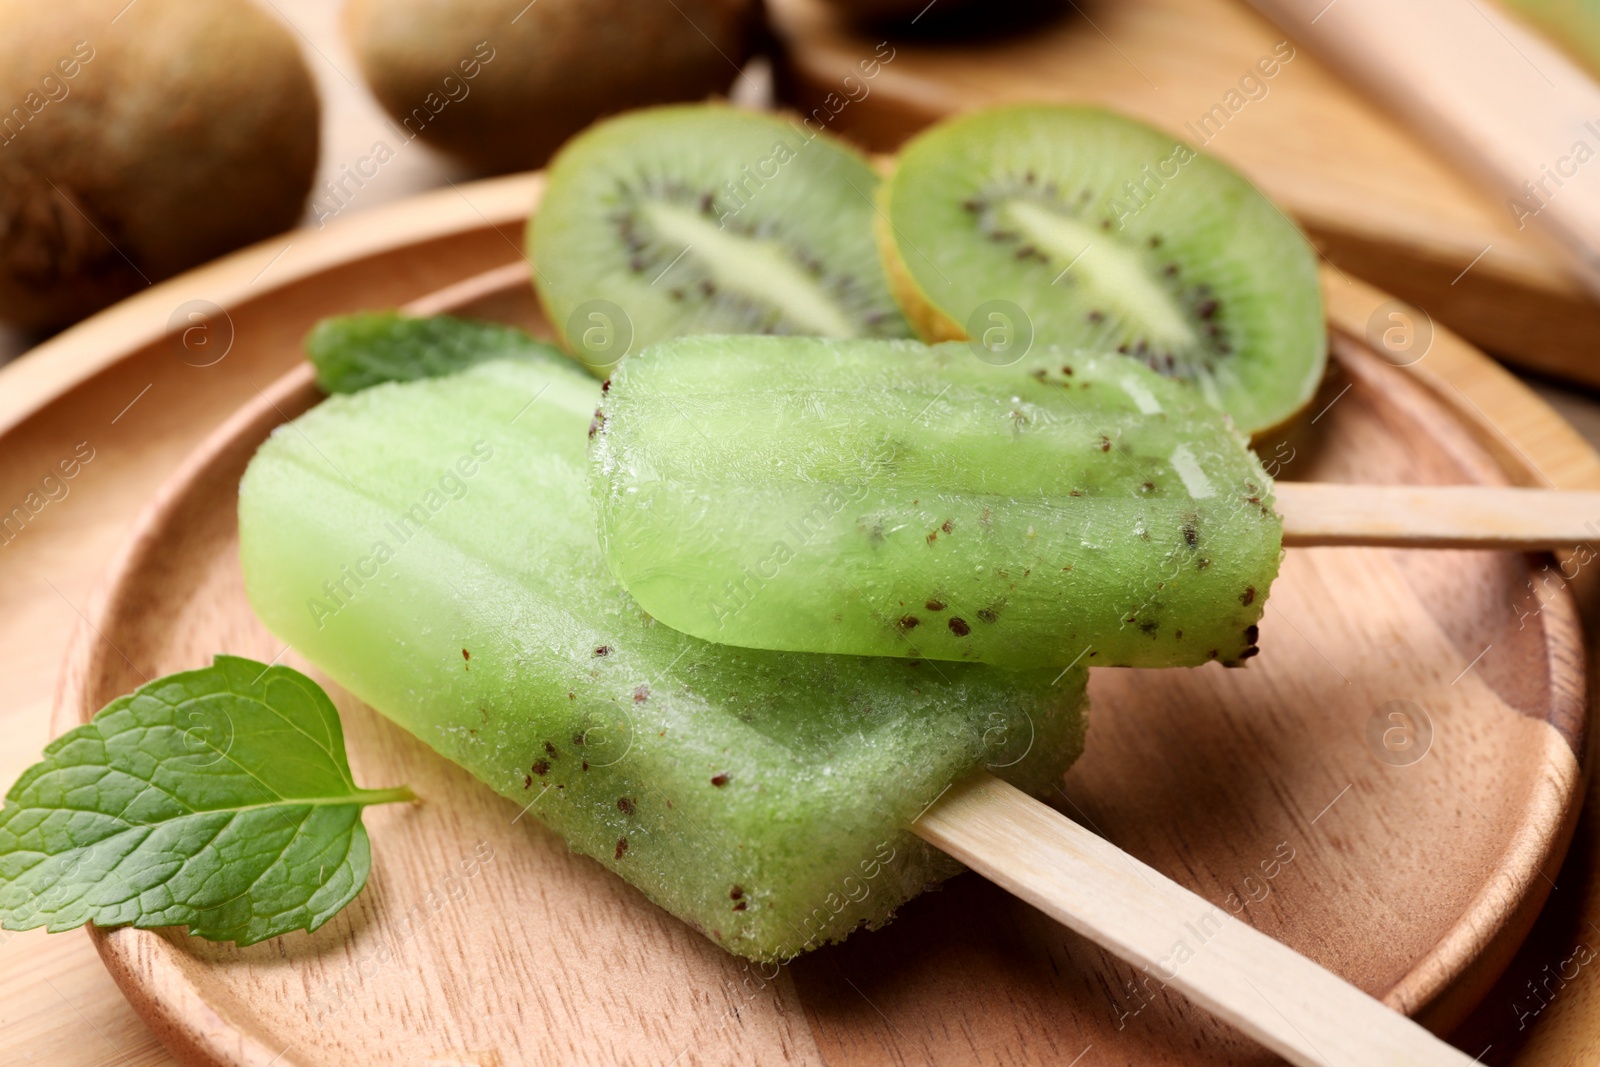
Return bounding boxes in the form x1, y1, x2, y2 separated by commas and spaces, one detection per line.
642, 202, 856, 337
1003, 199, 1197, 353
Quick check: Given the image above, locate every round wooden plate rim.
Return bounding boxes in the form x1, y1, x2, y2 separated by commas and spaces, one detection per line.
43, 255, 1590, 1065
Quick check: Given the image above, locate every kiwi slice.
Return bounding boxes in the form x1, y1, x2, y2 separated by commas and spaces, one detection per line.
529, 105, 910, 374
879, 105, 1326, 435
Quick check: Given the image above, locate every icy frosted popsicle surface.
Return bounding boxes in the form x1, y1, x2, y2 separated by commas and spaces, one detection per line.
591, 336, 1282, 668
239, 358, 1087, 960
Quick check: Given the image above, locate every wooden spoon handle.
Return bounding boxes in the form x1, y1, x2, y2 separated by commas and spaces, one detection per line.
916, 774, 1477, 1067
1245, 0, 1600, 297
1277, 482, 1600, 549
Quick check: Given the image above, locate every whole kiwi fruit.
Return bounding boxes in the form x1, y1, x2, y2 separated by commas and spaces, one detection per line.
0, 0, 319, 333
344, 0, 761, 174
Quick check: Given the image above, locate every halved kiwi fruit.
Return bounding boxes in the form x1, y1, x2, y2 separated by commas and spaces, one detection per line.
529, 104, 910, 375
878, 105, 1326, 435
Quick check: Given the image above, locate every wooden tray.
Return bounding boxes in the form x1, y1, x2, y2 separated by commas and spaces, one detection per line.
0, 177, 1595, 1065
769, 0, 1600, 390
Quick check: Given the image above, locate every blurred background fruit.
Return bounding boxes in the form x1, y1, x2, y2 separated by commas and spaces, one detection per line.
0, 0, 319, 333
815, 0, 965, 21
809, 0, 1047, 32
343, 0, 762, 174
1498, 0, 1600, 79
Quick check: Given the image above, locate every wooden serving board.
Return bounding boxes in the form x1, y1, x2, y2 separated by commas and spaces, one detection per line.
0, 177, 1595, 1065
769, 0, 1600, 390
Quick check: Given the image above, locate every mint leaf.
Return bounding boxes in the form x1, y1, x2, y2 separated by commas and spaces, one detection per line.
306, 311, 568, 393
0, 656, 412, 945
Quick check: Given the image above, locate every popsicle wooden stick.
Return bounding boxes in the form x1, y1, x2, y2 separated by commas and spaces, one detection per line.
1277, 482, 1600, 550
917, 774, 1478, 1067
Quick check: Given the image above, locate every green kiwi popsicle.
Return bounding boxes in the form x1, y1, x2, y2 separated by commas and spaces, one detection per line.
590, 336, 1283, 669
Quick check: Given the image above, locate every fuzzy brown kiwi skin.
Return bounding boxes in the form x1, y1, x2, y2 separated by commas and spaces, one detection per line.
0, 0, 317, 333
346, 0, 761, 175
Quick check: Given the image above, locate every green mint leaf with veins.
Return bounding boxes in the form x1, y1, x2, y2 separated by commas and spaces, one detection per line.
0, 655, 413, 945
306, 311, 570, 394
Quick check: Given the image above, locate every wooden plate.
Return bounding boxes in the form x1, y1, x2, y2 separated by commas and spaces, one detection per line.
42, 240, 1587, 1063
768, 0, 1600, 390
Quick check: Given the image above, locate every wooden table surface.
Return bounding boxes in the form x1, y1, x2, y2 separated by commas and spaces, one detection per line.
5, 2, 1600, 1065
